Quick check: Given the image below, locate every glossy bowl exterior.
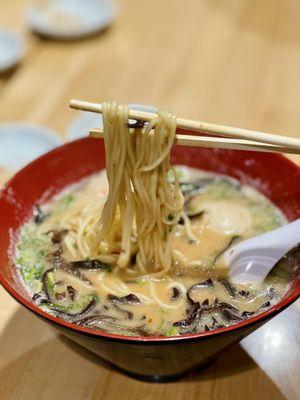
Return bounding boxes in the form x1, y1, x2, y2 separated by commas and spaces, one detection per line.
0, 137, 299, 381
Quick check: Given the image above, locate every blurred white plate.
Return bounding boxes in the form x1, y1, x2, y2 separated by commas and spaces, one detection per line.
0, 123, 61, 170
0, 30, 25, 73
28, 0, 117, 40
67, 103, 158, 141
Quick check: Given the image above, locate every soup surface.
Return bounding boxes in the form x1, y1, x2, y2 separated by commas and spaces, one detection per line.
15, 167, 293, 336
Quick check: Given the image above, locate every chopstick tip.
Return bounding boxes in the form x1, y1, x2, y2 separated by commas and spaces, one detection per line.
69, 99, 78, 109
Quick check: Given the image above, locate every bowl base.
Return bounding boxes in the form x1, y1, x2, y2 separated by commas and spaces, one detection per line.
111, 357, 215, 383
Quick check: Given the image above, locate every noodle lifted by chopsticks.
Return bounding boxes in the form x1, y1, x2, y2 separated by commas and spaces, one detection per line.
97, 102, 184, 275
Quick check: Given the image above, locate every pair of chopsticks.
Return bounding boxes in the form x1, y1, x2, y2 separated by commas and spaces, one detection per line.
69, 99, 300, 155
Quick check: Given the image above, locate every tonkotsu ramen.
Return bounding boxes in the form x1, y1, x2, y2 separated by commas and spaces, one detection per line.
15, 102, 295, 337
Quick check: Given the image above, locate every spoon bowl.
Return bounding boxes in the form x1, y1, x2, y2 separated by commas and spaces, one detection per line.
226, 219, 300, 283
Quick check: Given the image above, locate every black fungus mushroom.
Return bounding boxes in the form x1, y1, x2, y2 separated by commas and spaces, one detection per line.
239, 290, 250, 298
47, 248, 64, 269
46, 229, 68, 244
33, 206, 48, 225
70, 259, 111, 272
107, 294, 140, 320
173, 302, 202, 328
47, 248, 92, 286
186, 278, 214, 304
260, 301, 271, 309
211, 316, 224, 329
32, 293, 41, 302
217, 301, 239, 312
75, 314, 149, 336
67, 285, 77, 302
221, 308, 243, 323
50, 297, 97, 319
126, 120, 146, 129
32, 293, 48, 305
55, 292, 66, 301
107, 293, 141, 304
219, 279, 237, 297
75, 314, 118, 327
242, 311, 255, 318
171, 287, 181, 301
267, 287, 276, 299
61, 265, 92, 285
202, 298, 209, 306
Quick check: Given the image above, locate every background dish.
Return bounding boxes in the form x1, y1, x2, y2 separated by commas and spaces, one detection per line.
0, 123, 61, 171
28, 0, 117, 40
0, 30, 25, 73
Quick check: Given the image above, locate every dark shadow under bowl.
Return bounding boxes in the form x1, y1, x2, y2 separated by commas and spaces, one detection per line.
0, 137, 299, 381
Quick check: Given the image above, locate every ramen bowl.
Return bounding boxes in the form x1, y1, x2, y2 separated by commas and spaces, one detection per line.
0, 137, 299, 382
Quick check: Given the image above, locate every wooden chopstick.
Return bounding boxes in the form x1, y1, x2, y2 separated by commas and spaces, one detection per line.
89, 128, 300, 155
70, 99, 300, 153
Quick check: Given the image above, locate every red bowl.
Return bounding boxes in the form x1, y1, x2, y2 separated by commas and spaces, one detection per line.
0, 137, 299, 382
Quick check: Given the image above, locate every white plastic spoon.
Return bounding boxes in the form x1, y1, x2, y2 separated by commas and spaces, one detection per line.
224, 219, 300, 284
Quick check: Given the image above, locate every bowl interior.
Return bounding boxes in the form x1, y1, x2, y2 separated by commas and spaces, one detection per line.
0, 137, 299, 339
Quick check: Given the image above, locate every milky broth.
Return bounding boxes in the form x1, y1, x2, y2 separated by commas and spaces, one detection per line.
15, 167, 294, 336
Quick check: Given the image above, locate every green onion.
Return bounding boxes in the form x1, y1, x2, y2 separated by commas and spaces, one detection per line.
167, 214, 174, 221
165, 326, 179, 336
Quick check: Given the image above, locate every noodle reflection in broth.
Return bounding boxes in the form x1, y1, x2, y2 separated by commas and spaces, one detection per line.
15, 102, 294, 337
